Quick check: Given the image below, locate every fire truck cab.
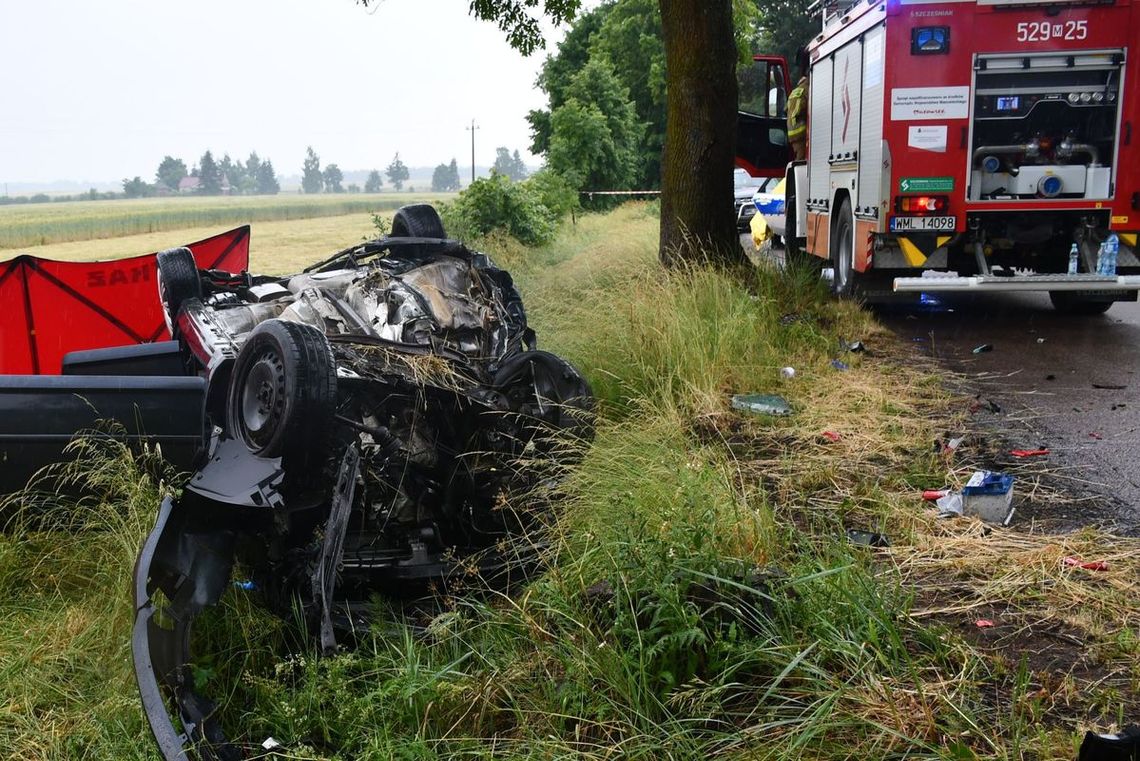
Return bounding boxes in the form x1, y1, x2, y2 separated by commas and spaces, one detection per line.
737, 0, 1140, 312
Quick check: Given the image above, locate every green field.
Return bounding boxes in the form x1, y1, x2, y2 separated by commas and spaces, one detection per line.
1, 213, 389, 275
0, 192, 455, 252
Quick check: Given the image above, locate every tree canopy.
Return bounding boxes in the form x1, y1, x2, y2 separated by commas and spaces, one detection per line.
491, 147, 529, 181
155, 156, 187, 191
546, 59, 639, 195
323, 163, 345, 193
365, 170, 384, 193
386, 153, 410, 191
432, 160, 462, 192
198, 151, 223, 195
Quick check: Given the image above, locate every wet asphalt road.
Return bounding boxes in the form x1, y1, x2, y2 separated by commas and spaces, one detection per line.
874, 291, 1140, 530
743, 233, 1140, 530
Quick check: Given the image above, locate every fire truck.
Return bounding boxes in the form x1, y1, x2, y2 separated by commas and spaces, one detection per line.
736, 0, 1140, 313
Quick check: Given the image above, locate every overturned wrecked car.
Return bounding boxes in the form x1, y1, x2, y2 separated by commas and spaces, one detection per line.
117, 205, 594, 758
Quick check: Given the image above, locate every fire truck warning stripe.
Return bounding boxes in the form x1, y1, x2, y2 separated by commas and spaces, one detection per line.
897, 235, 953, 267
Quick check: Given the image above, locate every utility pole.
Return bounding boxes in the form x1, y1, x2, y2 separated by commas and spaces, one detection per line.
465, 119, 479, 185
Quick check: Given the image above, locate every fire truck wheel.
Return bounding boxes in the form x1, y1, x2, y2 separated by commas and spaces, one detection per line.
1048, 291, 1114, 315
830, 198, 855, 297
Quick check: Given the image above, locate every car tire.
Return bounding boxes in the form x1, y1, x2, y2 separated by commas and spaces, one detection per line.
227, 319, 337, 469
391, 204, 446, 238
156, 247, 201, 333
1049, 291, 1114, 315
830, 198, 855, 297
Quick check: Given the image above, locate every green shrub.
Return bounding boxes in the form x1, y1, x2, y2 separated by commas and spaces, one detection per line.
441, 172, 565, 246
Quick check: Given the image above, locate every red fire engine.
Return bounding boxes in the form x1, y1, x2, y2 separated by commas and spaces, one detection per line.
737, 0, 1140, 312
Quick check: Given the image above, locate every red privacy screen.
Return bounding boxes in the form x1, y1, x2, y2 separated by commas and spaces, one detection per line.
0, 226, 249, 374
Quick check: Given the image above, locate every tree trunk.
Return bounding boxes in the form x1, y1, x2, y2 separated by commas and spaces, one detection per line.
658, 0, 744, 268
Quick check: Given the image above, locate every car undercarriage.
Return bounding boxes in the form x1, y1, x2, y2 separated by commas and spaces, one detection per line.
51, 205, 597, 759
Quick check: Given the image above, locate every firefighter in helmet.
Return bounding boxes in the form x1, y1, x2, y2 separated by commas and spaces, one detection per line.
787, 48, 809, 161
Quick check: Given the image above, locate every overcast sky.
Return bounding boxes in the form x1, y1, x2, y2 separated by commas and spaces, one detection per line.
0, 0, 571, 187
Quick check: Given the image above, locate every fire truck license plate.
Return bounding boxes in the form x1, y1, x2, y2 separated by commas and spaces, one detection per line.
890, 216, 956, 232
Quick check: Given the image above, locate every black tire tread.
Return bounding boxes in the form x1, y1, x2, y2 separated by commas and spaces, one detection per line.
156, 247, 201, 328
391, 204, 446, 238
830, 198, 855, 298
1049, 291, 1114, 315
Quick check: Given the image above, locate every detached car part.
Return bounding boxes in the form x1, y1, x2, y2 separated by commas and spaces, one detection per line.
132, 205, 594, 759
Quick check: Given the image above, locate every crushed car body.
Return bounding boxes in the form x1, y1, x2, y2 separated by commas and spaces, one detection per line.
116, 205, 595, 759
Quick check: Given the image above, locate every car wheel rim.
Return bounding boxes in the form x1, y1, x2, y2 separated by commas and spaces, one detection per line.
240, 351, 286, 449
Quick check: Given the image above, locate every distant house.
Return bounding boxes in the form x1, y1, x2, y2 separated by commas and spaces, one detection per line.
178, 176, 201, 193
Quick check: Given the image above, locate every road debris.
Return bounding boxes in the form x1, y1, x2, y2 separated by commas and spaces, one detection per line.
1010, 448, 1050, 458
923, 489, 949, 502
970, 396, 1002, 414
962, 471, 1015, 523
1090, 432, 1104, 440
938, 436, 965, 455
846, 529, 889, 548
829, 359, 850, 371
972, 343, 994, 354
1078, 725, 1140, 760
1092, 382, 1128, 390
821, 431, 842, 443
841, 339, 866, 353
780, 366, 796, 379
731, 394, 793, 416
1063, 557, 1110, 572
974, 619, 995, 628
936, 492, 964, 517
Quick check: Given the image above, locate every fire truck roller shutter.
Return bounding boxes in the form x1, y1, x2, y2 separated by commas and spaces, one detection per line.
857, 25, 886, 216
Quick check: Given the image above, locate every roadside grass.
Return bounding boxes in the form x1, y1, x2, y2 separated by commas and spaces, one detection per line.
0, 204, 1136, 759
0, 192, 453, 252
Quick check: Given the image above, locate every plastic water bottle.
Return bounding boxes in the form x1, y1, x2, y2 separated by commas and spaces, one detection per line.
1103, 232, 1119, 276
1068, 243, 1079, 275
1096, 239, 1107, 275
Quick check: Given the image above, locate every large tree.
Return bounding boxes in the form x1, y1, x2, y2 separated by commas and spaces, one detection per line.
323, 163, 345, 193
491, 147, 529, 181
658, 0, 742, 266
301, 146, 324, 194
257, 160, 280, 194
198, 150, 223, 195
364, 169, 384, 193
546, 59, 639, 194
386, 153, 409, 191
155, 156, 187, 191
